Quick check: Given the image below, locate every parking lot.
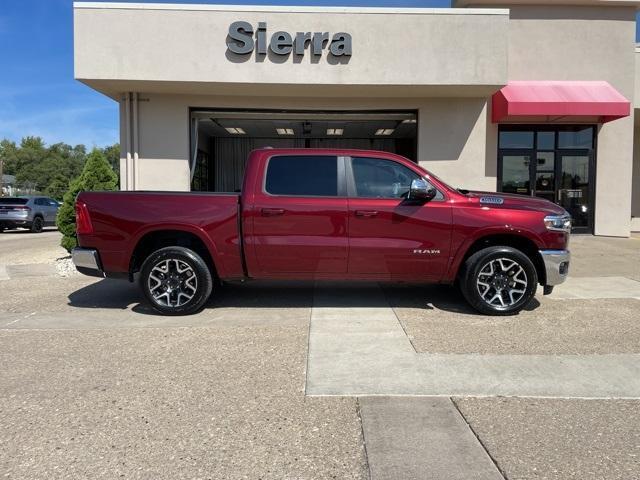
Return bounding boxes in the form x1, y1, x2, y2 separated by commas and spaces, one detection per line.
1, 230, 639, 479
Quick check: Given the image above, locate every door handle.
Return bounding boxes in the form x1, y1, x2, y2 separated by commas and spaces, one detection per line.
355, 210, 379, 218
261, 208, 285, 217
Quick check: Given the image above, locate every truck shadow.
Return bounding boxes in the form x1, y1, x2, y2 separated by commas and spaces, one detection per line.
67, 279, 540, 316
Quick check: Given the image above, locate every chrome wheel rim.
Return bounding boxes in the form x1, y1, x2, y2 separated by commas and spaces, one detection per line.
148, 259, 198, 308
476, 257, 528, 309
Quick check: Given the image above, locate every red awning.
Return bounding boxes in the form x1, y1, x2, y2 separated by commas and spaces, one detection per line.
492, 81, 630, 124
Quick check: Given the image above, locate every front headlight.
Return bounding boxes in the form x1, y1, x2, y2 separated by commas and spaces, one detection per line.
544, 214, 572, 233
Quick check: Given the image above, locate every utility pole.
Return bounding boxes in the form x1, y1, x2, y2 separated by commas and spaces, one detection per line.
0, 157, 4, 197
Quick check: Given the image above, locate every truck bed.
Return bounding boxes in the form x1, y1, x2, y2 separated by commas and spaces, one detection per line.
76, 191, 244, 279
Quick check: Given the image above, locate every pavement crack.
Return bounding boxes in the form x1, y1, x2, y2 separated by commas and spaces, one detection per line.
380, 284, 418, 354
303, 290, 313, 397
451, 397, 509, 480
355, 397, 372, 480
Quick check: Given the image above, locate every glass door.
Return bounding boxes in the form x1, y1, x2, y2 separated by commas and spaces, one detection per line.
498, 126, 596, 234
499, 151, 533, 196
557, 152, 593, 232
534, 151, 556, 203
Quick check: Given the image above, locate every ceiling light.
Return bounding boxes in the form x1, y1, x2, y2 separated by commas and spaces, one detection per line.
225, 127, 246, 134
276, 128, 295, 135
375, 128, 395, 136
402, 119, 417, 124
327, 128, 344, 136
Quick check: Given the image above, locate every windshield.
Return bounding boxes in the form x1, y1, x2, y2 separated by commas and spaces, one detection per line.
0, 198, 29, 205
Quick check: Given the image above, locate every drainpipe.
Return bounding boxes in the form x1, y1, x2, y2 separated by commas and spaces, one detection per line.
124, 93, 133, 191
132, 92, 139, 190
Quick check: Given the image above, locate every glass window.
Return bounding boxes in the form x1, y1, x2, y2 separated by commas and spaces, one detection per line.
501, 155, 531, 195
351, 157, 420, 198
265, 155, 338, 196
537, 131, 555, 150
499, 131, 534, 149
536, 151, 555, 171
558, 127, 593, 149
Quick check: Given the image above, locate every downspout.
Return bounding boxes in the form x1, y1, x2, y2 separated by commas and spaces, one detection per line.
132, 92, 139, 190
124, 93, 133, 190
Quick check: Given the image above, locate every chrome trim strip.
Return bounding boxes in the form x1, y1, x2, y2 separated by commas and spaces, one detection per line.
539, 249, 570, 286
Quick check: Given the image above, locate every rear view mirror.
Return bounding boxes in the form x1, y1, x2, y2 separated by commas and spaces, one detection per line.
408, 179, 437, 202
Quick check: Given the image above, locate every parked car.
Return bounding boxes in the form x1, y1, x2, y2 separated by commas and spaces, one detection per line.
0, 196, 61, 233
72, 148, 571, 316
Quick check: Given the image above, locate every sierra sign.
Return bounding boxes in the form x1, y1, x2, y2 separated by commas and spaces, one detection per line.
227, 21, 352, 58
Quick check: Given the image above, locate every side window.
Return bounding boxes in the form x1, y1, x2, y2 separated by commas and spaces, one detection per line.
351, 157, 419, 199
34, 198, 44, 206
265, 156, 338, 196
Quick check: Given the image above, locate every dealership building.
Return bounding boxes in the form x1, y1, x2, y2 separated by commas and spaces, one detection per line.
74, 0, 640, 236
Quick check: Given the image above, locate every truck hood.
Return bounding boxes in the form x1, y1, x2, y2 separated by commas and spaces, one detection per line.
463, 191, 568, 216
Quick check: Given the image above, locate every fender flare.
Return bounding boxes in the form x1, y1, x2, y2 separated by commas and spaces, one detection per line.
127, 223, 227, 278
445, 226, 545, 282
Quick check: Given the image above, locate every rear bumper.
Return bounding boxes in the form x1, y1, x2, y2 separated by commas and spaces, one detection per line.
72, 247, 105, 278
539, 249, 570, 287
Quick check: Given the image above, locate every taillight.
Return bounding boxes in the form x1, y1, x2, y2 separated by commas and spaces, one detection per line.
75, 201, 94, 235
13, 206, 30, 213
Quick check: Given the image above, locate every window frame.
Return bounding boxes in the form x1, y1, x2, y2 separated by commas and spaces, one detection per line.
262, 154, 347, 198
345, 156, 444, 201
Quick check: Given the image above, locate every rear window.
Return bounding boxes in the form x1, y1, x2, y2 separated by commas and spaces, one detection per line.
265, 155, 338, 196
0, 198, 28, 205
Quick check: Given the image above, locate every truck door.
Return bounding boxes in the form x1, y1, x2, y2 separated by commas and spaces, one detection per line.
249, 154, 348, 276
346, 156, 452, 280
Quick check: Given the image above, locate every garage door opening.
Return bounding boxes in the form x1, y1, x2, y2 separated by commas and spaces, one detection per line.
189, 109, 418, 192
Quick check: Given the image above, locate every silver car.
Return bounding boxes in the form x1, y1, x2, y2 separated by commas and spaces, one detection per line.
0, 196, 60, 233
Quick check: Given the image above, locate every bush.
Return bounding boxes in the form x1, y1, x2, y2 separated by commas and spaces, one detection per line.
57, 149, 118, 252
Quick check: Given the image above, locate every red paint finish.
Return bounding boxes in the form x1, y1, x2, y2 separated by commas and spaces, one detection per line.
347, 197, 452, 280
77, 148, 570, 286
492, 81, 630, 124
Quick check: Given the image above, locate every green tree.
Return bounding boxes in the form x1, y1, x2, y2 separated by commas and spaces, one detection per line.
102, 143, 120, 173
57, 177, 84, 252
45, 174, 71, 201
57, 148, 118, 252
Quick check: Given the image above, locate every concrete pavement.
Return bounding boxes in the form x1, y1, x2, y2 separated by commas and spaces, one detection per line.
307, 284, 640, 398
1, 231, 640, 479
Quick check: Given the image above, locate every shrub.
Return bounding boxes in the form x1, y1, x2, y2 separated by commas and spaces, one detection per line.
57, 149, 118, 252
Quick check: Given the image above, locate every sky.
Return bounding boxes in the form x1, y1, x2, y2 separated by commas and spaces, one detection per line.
1, 0, 639, 148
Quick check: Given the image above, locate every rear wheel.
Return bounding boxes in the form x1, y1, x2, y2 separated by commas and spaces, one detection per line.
140, 246, 213, 316
460, 246, 537, 316
30, 216, 44, 233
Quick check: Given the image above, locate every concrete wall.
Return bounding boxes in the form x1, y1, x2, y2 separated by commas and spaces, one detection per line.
126, 93, 494, 192
505, 5, 637, 236
74, 4, 508, 89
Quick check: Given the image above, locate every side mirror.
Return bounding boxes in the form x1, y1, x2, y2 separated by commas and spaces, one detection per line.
408, 179, 437, 202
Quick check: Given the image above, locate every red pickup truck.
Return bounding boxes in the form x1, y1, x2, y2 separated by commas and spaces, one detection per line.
72, 148, 571, 316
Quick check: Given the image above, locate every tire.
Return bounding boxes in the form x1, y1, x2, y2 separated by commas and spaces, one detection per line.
30, 216, 44, 233
139, 246, 213, 316
460, 246, 538, 316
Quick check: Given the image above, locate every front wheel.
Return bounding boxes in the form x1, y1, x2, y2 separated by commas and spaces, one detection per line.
140, 246, 213, 316
460, 246, 538, 316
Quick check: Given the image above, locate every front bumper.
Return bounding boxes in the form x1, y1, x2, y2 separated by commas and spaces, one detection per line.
539, 249, 570, 286
72, 247, 105, 278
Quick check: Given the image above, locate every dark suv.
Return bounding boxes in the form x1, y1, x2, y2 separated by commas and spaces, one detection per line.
0, 196, 60, 233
